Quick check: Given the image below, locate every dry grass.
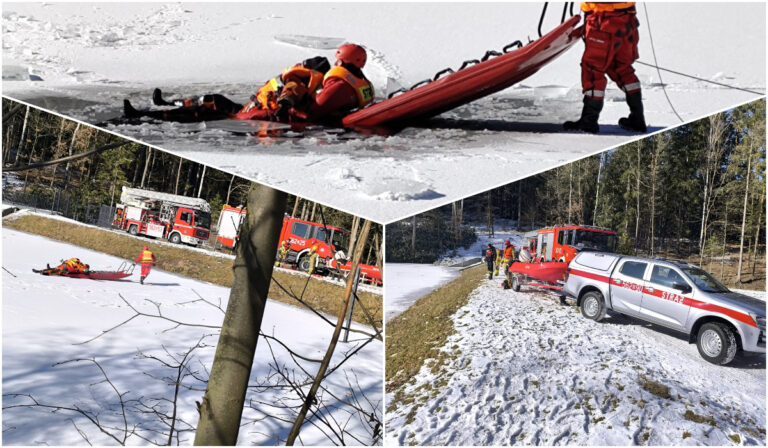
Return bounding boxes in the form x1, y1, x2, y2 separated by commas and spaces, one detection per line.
4, 214, 381, 324
385, 264, 485, 392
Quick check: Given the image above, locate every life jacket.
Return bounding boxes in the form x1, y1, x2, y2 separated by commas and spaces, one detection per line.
324, 66, 374, 108
581, 2, 635, 13
65, 258, 88, 273
485, 248, 495, 259
503, 245, 516, 260
140, 250, 154, 264
253, 65, 326, 111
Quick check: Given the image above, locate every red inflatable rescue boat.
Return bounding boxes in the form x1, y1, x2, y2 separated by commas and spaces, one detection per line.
343, 15, 582, 128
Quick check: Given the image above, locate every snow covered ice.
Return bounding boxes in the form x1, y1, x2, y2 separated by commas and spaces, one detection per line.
385, 278, 766, 446
2, 228, 382, 445
3, 2, 765, 222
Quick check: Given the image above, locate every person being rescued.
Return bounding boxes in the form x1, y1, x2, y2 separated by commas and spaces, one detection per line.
123, 43, 374, 126
135, 245, 157, 285
39, 258, 90, 276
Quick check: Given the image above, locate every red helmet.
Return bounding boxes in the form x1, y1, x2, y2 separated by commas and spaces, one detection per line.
505, 240, 511, 246
335, 44, 367, 68
143, 246, 148, 250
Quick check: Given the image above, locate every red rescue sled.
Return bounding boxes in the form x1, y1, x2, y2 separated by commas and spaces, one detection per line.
507, 261, 568, 292
343, 15, 582, 129
33, 262, 135, 281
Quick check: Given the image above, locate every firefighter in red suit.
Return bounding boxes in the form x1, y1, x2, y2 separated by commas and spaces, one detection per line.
135, 245, 156, 285
564, 2, 646, 134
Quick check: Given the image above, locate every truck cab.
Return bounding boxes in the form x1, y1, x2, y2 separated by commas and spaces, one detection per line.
535, 225, 617, 263
167, 206, 210, 245
564, 252, 766, 365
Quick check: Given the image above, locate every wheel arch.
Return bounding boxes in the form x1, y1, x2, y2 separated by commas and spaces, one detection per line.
689, 315, 743, 351
576, 285, 604, 308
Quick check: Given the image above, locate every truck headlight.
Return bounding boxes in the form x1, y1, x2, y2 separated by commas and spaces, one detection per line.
751, 313, 766, 331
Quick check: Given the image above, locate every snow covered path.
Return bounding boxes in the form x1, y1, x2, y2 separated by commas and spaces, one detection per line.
3, 3, 765, 222
385, 279, 765, 446
2, 229, 382, 445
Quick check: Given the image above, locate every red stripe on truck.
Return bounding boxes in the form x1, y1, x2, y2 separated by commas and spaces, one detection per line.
571, 269, 757, 328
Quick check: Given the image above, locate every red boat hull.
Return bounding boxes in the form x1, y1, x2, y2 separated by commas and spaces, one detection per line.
508, 261, 568, 284
343, 16, 582, 128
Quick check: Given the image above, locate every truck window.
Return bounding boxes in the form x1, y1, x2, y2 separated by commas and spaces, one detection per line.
195, 212, 211, 229
180, 211, 192, 224
557, 230, 564, 245
650, 266, 687, 289
619, 261, 647, 280
291, 222, 310, 239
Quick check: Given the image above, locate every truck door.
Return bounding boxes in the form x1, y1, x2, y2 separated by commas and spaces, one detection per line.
543, 232, 555, 261
609, 260, 648, 315
639, 264, 692, 330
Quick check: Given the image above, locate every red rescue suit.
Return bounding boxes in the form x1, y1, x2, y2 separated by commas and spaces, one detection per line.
580, 2, 641, 100
136, 249, 156, 278
291, 65, 374, 124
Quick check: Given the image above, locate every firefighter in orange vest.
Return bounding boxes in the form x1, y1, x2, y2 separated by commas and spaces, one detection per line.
275, 240, 291, 267
564, 2, 646, 134
289, 43, 375, 125
500, 240, 516, 275
135, 245, 156, 285
39, 258, 90, 276
123, 56, 331, 123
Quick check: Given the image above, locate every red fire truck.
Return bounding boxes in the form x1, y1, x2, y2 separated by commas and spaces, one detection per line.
216, 206, 382, 285
524, 224, 617, 263
113, 186, 211, 246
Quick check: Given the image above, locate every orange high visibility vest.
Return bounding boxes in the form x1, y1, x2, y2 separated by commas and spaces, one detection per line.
581, 2, 635, 13
504, 246, 515, 260
254, 65, 326, 111
141, 250, 154, 263
324, 66, 374, 108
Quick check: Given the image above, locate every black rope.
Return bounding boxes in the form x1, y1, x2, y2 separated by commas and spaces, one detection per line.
635, 61, 764, 96
642, 3, 683, 123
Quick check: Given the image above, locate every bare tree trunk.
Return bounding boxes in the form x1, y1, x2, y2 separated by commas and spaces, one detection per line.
516, 181, 522, 231
291, 197, 300, 218
593, 152, 603, 226
348, 215, 361, 256
736, 144, 753, 283
751, 188, 765, 277
411, 215, 416, 258
194, 184, 287, 445
300, 201, 307, 220
700, 113, 726, 265
285, 220, 372, 445
13, 106, 30, 166
721, 201, 728, 280
375, 232, 383, 267
568, 163, 573, 223
225, 174, 235, 204
310, 202, 317, 222
140, 147, 152, 188
174, 159, 183, 195
197, 165, 207, 198
634, 142, 641, 255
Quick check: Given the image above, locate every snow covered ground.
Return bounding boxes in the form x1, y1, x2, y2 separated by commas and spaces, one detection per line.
2, 229, 383, 445
437, 225, 527, 266
384, 263, 461, 322
385, 280, 765, 446
3, 3, 765, 222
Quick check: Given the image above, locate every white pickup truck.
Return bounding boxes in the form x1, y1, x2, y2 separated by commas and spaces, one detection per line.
563, 252, 766, 365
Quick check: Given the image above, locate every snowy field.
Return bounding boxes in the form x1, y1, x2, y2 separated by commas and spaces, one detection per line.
3, 3, 765, 222
2, 229, 383, 445
384, 264, 461, 322
385, 279, 766, 446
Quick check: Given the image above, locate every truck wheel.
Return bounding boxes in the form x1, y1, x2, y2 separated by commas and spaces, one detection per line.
696, 322, 738, 365
169, 232, 181, 244
298, 256, 310, 272
128, 225, 138, 235
580, 291, 606, 322
511, 275, 521, 292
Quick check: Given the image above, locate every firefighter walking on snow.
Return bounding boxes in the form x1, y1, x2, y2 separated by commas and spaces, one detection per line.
564, 2, 646, 134
136, 246, 156, 285
483, 244, 500, 280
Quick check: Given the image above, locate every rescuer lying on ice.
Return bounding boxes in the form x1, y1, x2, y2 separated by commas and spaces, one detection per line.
136, 246, 156, 285
37, 258, 90, 276
563, 2, 647, 134
123, 43, 374, 126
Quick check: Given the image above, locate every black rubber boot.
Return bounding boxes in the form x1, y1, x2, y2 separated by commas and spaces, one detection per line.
488, 273, 493, 280
124, 99, 204, 123
140, 276, 145, 285
563, 97, 603, 134
618, 92, 647, 132
152, 88, 174, 106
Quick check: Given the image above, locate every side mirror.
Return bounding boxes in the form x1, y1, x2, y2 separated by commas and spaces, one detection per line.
673, 283, 692, 294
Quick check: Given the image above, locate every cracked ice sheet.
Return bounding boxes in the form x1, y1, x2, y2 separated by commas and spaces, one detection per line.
385, 280, 766, 446
2, 2, 765, 222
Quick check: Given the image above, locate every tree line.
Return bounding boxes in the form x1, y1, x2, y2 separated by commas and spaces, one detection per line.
388, 100, 765, 286
2, 99, 382, 267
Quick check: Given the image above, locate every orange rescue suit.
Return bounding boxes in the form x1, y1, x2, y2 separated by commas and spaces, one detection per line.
251, 65, 326, 112
580, 2, 635, 13
323, 66, 374, 108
